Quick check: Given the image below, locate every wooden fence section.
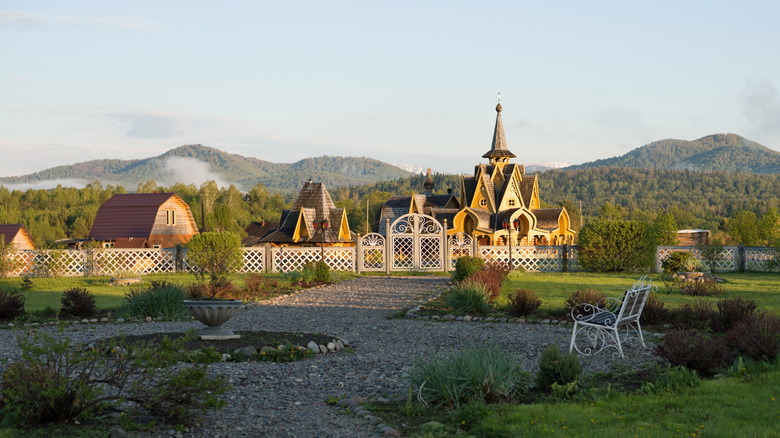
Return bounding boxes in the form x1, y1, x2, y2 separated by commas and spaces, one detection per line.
2, 244, 776, 277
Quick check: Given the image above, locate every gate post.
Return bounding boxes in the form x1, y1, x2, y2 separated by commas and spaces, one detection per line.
385, 218, 391, 275
442, 219, 449, 272
356, 234, 362, 274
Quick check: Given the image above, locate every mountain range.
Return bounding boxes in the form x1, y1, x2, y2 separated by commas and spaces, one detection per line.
568, 133, 780, 174
1, 134, 777, 193
0, 145, 413, 193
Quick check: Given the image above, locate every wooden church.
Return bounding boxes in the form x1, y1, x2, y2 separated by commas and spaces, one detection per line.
449, 101, 577, 246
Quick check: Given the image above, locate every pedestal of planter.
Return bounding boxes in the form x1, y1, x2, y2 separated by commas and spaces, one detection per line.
183, 300, 243, 340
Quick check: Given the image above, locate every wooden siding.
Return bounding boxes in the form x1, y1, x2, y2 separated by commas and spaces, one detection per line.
148, 197, 198, 247
0, 224, 35, 250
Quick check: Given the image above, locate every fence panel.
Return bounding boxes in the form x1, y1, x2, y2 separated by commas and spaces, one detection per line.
92, 249, 176, 276
745, 247, 779, 272
359, 233, 386, 272
478, 246, 562, 272
271, 247, 355, 273
239, 248, 265, 273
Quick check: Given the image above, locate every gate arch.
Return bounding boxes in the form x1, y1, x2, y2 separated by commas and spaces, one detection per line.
388, 213, 444, 271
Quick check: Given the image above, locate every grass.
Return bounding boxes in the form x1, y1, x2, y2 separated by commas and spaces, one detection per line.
0, 272, 357, 315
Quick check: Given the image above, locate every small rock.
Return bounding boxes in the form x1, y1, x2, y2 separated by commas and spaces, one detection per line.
233, 346, 258, 356
484, 316, 494, 322
335, 340, 344, 350
431, 315, 440, 320
540, 319, 551, 324
307, 341, 319, 352
110, 425, 127, 438
6, 322, 13, 327
100, 317, 109, 323
499, 317, 508, 323
364, 415, 383, 425
381, 426, 401, 437
144, 316, 152, 322
442, 314, 455, 321
340, 338, 350, 347
455, 316, 464, 321
81, 319, 89, 323
89, 318, 98, 323
327, 342, 336, 352
462, 315, 472, 322
319, 344, 328, 354
517, 318, 526, 323
116, 318, 125, 323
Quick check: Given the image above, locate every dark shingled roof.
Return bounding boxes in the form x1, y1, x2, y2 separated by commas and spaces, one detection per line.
89, 193, 196, 241
532, 208, 564, 230
482, 103, 516, 160
0, 224, 32, 249
520, 175, 537, 207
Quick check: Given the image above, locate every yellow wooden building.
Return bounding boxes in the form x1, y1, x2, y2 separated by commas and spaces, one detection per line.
449, 102, 577, 246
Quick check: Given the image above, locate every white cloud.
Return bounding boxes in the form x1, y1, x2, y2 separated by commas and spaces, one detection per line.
162, 157, 230, 189
0, 10, 161, 32
742, 79, 780, 143
108, 112, 191, 139
1, 179, 90, 190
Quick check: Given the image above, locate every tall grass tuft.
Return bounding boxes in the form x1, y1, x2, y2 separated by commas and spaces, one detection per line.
118, 282, 188, 320
411, 344, 530, 408
447, 280, 492, 314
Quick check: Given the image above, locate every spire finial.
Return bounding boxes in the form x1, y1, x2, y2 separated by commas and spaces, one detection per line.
496, 91, 502, 112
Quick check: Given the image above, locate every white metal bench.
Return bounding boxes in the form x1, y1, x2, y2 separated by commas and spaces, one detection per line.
568, 276, 656, 358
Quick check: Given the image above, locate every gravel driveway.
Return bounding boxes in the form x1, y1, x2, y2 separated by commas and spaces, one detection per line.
0, 276, 659, 438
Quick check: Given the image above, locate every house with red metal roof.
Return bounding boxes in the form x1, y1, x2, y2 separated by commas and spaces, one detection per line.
0, 224, 35, 250
89, 193, 199, 248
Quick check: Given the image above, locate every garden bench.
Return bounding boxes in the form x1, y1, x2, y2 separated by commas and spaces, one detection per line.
568, 276, 656, 358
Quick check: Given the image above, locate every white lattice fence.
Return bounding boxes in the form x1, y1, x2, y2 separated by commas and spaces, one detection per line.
657, 246, 738, 272
239, 248, 265, 273
271, 247, 355, 272
360, 233, 385, 272
449, 233, 473, 269
478, 246, 562, 272
92, 249, 176, 275
565, 246, 581, 272
4, 251, 36, 277
745, 247, 779, 272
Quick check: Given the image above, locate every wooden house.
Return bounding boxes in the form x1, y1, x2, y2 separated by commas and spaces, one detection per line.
677, 229, 710, 246
448, 102, 577, 246
89, 193, 198, 248
260, 181, 355, 246
0, 224, 35, 250
377, 169, 460, 235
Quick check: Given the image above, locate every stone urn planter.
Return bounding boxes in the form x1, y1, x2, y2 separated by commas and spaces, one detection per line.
183, 300, 243, 340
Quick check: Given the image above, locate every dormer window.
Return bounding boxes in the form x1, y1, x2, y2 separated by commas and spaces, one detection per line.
508, 199, 516, 207
479, 199, 488, 208
166, 209, 176, 226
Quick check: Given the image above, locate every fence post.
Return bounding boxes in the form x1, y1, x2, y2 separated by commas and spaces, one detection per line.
738, 245, 746, 273
174, 244, 182, 273
442, 219, 448, 273
385, 218, 391, 275
654, 246, 661, 274
561, 244, 568, 273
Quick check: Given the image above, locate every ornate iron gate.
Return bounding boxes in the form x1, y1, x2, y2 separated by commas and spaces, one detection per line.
448, 232, 474, 269
389, 213, 444, 271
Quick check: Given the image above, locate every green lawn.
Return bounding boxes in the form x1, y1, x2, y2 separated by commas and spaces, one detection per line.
464, 365, 780, 438
503, 272, 780, 314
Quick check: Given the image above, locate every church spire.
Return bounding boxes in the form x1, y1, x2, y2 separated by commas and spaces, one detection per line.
482, 93, 516, 164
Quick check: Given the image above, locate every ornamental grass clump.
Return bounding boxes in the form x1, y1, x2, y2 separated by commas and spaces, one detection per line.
119, 281, 188, 320
59, 287, 97, 318
535, 344, 582, 391
507, 289, 542, 316
447, 280, 492, 314
411, 345, 530, 408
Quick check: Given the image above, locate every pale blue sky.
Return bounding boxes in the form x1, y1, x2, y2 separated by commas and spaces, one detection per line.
2, 1, 779, 181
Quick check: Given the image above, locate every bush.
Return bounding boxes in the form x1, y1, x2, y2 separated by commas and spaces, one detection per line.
186, 231, 243, 287
713, 297, 757, 333
640, 293, 668, 325
0, 329, 228, 426
672, 300, 716, 330
0, 288, 25, 321
300, 260, 330, 283
577, 220, 654, 272
661, 251, 703, 274
726, 312, 780, 361
411, 345, 530, 408
447, 280, 492, 314
119, 282, 188, 320
59, 287, 97, 318
655, 329, 733, 377
564, 289, 606, 318
453, 256, 485, 282
507, 289, 542, 316
680, 279, 724, 297
468, 266, 507, 301
244, 275, 281, 298
536, 344, 582, 391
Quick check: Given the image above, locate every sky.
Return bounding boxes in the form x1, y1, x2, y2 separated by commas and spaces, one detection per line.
2, 1, 780, 184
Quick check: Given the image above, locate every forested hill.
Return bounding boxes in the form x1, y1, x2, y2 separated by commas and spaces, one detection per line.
569, 134, 780, 174
0, 144, 413, 192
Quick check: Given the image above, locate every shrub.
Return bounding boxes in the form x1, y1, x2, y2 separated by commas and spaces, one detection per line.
0, 329, 228, 427
564, 289, 606, 318
655, 329, 733, 377
661, 251, 702, 274
713, 297, 757, 333
453, 256, 485, 282
507, 289, 542, 316
672, 300, 716, 330
411, 345, 530, 408
640, 293, 668, 325
300, 260, 331, 283
680, 279, 724, 297
59, 287, 97, 318
0, 288, 25, 321
119, 282, 188, 320
186, 231, 243, 287
536, 344, 582, 391
244, 275, 280, 298
577, 220, 654, 272
468, 266, 507, 301
726, 312, 780, 361
447, 280, 492, 314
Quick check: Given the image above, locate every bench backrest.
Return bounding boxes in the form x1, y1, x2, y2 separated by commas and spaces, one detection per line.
616, 286, 651, 324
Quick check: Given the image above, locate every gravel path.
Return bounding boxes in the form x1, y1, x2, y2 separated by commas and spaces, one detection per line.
0, 277, 660, 437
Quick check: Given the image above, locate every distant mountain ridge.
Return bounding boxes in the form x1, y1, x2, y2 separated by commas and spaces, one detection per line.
0, 145, 413, 192
568, 134, 780, 174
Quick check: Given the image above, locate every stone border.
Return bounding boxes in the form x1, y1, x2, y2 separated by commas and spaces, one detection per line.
335, 395, 401, 437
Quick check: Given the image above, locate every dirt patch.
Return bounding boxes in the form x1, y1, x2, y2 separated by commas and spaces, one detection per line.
103, 330, 337, 353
